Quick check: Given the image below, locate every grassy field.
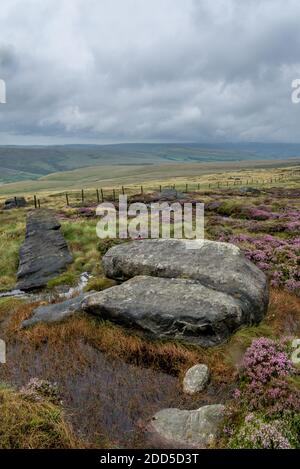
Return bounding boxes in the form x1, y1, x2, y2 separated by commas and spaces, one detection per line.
0, 159, 299, 199
0, 166, 299, 448
1, 142, 300, 184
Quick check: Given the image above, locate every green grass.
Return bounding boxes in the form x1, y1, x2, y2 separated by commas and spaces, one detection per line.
0, 209, 26, 291
61, 220, 102, 280
0, 383, 78, 449
0, 160, 299, 197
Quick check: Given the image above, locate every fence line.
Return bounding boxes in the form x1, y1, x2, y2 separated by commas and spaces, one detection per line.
2, 172, 294, 209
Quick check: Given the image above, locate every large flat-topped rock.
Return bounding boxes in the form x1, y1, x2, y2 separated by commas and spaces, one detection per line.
16, 210, 73, 291
83, 275, 258, 347
102, 239, 269, 321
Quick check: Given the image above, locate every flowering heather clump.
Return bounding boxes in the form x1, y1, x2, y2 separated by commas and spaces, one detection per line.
228, 414, 292, 449
225, 337, 300, 448
247, 208, 279, 221
219, 233, 300, 295
238, 338, 300, 416
242, 337, 293, 384
20, 378, 62, 405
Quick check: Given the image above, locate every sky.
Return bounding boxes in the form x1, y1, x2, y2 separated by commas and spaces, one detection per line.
0, 0, 300, 145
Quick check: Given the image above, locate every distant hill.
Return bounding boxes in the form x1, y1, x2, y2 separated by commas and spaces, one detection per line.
1, 142, 300, 183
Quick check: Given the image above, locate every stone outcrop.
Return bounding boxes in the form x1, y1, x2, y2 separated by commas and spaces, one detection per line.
82, 273, 263, 347
3, 197, 26, 210
16, 210, 73, 291
102, 239, 269, 323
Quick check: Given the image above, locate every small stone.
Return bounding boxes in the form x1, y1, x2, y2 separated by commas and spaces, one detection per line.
183, 364, 209, 394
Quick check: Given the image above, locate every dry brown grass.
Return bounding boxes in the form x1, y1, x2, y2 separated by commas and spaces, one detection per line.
0, 384, 80, 449
266, 289, 300, 336
0, 286, 299, 447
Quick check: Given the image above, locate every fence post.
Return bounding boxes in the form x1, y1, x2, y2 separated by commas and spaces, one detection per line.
122, 186, 125, 195
38, 199, 41, 209
66, 193, 69, 206
81, 189, 84, 203
96, 189, 100, 203
113, 189, 116, 201
101, 189, 104, 202
141, 185, 143, 194
159, 185, 162, 192
34, 195, 37, 209
185, 183, 188, 192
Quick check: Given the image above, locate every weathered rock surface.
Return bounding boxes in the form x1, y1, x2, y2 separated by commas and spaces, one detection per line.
148, 404, 225, 448
239, 187, 261, 195
183, 364, 210, 394
83, 275, 254, 347
22, 294, 87, 328
156, 188, 187, 201
102, 239, 269, 323
4, 197, 26, 209
16, 210, 73, 291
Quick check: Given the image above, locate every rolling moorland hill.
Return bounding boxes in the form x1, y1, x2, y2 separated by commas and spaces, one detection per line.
1, 142, 300, 184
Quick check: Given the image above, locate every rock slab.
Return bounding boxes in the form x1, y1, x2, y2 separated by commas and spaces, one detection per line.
102, 239, 269, 323
83, 275, 251, 347
4, 197, 26, 210
183, 364, 210, 394
16, 210, 73, 291
149, 404, 225, 448
22, 294, 86, 328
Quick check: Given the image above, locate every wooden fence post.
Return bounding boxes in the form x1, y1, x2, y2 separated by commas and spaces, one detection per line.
101, 189, 104, 202
96, 189, 100, 203
122, 186, 125, 195
34, 195, 37, 209
81, 189, 84, 203
66, 193, 69, 206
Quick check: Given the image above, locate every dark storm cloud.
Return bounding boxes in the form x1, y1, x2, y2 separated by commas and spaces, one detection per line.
0, 0, 300, 144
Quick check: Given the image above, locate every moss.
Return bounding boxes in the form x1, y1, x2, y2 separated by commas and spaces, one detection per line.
46, 271, 77, 289
84, 277, 117, 292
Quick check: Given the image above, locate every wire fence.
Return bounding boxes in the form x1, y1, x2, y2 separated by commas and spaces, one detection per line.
3, 172, 298, 210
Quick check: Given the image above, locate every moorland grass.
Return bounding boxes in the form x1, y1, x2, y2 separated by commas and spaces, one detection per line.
0, 383, 79, 449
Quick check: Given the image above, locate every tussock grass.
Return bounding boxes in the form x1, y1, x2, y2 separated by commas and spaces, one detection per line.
0, 384, 79, 449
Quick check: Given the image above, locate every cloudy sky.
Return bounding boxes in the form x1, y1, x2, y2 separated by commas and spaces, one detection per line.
0, 0, 300, 144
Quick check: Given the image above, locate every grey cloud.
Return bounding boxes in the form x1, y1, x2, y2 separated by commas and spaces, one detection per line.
0, 0, 300, 143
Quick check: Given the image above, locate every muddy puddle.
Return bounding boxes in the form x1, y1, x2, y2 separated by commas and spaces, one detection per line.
0, 338, 225, 448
